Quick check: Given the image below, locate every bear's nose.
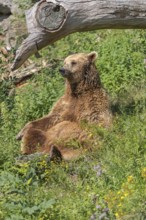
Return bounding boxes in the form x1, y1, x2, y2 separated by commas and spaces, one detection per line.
59, 67, 65, 75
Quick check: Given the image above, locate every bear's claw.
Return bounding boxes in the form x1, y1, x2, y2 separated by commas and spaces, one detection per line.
16, 132, 23, 140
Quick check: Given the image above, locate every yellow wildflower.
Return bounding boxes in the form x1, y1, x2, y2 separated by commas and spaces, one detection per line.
88, 133, 93, 138
141, 167, 146, 178
127, 175, 134, 183
115, 212, 119, 218
124, 192, 129, 197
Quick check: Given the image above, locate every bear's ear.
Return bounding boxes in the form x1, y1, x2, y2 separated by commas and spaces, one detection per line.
87, 51, 97, 63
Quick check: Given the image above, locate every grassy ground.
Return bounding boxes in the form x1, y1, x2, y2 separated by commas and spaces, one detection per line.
0, 29, 146, 220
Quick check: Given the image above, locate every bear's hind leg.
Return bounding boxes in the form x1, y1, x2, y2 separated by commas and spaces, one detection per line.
49, 146, 83, 161
49, 145, 62, 162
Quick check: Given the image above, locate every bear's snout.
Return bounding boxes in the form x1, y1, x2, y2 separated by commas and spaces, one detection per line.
59, 67, 69, 77
59, 67, 65, 74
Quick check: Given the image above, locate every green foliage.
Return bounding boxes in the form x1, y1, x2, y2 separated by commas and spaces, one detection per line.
0, 29, 146, 219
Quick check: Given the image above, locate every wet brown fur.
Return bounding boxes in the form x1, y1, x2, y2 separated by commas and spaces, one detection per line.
17, 52, 112, 160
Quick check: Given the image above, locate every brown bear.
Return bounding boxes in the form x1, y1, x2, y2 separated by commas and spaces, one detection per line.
16, 52, 112, 160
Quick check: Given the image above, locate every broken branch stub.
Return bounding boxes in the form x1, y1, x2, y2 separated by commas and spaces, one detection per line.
36, 1, 66, 32
11, 0, 68, 71
12, 0, 146, 71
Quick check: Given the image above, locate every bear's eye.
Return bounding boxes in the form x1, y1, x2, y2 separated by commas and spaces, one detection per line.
71, 61, 77, 66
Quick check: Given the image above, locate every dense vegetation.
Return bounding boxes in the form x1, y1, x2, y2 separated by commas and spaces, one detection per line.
0, 28, 146, 219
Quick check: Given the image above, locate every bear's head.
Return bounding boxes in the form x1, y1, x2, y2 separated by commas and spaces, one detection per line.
59, 52, 98, 84
59, 52, 101, 95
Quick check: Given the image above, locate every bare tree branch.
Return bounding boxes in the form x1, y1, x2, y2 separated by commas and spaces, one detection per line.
11, 0, 146, 71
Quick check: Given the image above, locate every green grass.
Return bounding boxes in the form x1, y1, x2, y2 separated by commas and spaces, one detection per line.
0, 29, 146, 220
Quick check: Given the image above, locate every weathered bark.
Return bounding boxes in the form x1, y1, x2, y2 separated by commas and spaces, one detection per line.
12, 0, 146, 71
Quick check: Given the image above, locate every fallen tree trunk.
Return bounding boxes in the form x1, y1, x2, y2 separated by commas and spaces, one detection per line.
11, 0, 146, 71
